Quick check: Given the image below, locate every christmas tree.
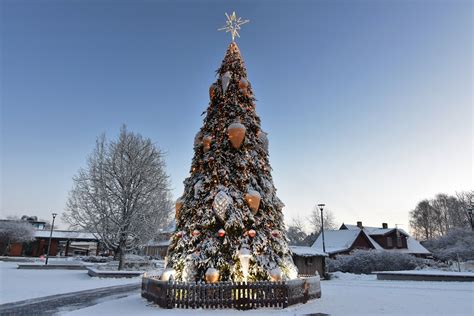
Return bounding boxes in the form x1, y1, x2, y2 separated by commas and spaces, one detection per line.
165, 15, 297, 283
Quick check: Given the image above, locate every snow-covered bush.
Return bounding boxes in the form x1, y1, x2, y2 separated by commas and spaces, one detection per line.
0, 220, 35, 255
81, 255, 113, 263
422, 229, 474, 262
327, 250, 424, 274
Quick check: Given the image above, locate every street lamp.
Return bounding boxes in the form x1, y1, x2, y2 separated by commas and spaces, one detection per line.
318, 203, 326, 253
45, 213, 57, 265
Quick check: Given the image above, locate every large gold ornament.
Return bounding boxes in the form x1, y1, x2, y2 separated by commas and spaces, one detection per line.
175, 198, 184, 219
209, 83, 218, 100
227, 122, 246, 149
202, 135, 212, 152
239, 78, 250, 97
205, 268, 220, 283
244, 189, 261, 214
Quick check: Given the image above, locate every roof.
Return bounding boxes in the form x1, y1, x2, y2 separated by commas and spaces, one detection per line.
311, 229, 381, 254
290, 246, 328, 257
34, 230, 98, 241
312, 224, 430, 255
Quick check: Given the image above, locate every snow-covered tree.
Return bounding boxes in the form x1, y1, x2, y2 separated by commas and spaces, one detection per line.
166, 42, 297, 282
286, 217, 308, 246
63, 126, 173, 270
0, 220, 35, 255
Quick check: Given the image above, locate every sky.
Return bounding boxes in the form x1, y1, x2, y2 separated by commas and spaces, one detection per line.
1, 0, 472, 232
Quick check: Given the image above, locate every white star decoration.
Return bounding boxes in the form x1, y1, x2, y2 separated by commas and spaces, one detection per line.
218, 11, 250, 42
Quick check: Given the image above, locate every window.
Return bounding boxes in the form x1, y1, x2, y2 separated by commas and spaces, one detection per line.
397, 236, 403, 248
386, 236, 393, 248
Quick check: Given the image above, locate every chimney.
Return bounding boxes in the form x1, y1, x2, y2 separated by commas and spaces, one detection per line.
357, 221, 363, 229
382, 223, 388, 229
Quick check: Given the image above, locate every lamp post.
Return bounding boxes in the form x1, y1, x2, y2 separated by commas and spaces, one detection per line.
318, 203, 326, 253
45, 213, 57, 265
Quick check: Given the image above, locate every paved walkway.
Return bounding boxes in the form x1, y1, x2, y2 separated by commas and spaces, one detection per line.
0, 283, 140, 315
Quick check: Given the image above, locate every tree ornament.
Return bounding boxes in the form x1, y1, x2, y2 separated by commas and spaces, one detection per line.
161, 268, 176, 281
271, 230, 280, 237
209, 83, 218, 100
212, 190, 231, 221
194, 131, 203, 147
192, 230, 201, 237
227, 122, 246, 149
248, 229, 256, 238
175, 198, 184, 219
269, 267, 282, 282
194, 180, 203, 199
244, 189, 261, 214
239, 78, 250, 97
176, 231, 184, 238
205, 267, 220, 283
221, 71, 232, 95
202, 135, 212, 152
257, 131, 269, 153
217, 229, 226, 237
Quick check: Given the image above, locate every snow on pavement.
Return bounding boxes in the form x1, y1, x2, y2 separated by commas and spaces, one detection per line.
0, 261, 140, 304
62, 272, 473, 316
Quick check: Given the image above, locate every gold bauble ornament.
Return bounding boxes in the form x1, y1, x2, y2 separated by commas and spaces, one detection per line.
244, 189, 261, 214
227, 122, 246, 149
202, 135, 212, 152
175, 198, 184, 219
209, 83, 217, 100
205, 267, 220, 283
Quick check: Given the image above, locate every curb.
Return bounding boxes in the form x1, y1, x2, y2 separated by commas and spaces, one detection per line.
0, 283, 140, 316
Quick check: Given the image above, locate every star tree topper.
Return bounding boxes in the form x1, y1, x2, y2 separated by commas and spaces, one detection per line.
218, 11, 250, 42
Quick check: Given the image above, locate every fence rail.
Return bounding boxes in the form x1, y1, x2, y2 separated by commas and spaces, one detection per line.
142, 276, 321, 310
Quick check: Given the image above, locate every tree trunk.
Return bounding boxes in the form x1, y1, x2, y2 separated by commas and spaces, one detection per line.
117, 238, 127, 271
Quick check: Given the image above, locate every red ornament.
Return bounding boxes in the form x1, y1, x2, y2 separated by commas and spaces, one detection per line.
248, 229, 256, 238
271, 230, 280, 237
192, 230, 201, 237
217, 229, 226, 237
176, 231, 183, 238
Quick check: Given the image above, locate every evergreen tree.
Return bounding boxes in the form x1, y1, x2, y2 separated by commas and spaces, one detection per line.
166, 42, 297, 282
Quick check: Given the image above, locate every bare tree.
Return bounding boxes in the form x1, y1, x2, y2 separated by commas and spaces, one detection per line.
309, 206, 337, 234
0, 221, 35, 255
410, 191, 473, 240
63, 126, 173, 270
286, 217, 308, 246
410, 199, 438, 240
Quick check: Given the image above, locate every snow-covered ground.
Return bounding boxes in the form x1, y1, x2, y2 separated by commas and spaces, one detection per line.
61, 272, 473, 316
0, 261, 140, 304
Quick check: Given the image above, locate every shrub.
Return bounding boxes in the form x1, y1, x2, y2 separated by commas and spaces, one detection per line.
327, 250, 424, 274
422, 229, 474, 262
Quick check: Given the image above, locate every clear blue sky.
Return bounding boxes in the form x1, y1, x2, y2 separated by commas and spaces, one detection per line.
1, 0, 472, 231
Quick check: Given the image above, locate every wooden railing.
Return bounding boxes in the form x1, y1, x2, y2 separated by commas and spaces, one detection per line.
141, 276, 321, 310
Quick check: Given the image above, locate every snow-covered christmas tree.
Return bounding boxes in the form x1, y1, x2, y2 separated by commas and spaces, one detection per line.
165, 13, 297, 283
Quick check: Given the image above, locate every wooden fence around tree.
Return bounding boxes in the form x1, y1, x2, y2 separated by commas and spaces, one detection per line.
141, 276, 321, 310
